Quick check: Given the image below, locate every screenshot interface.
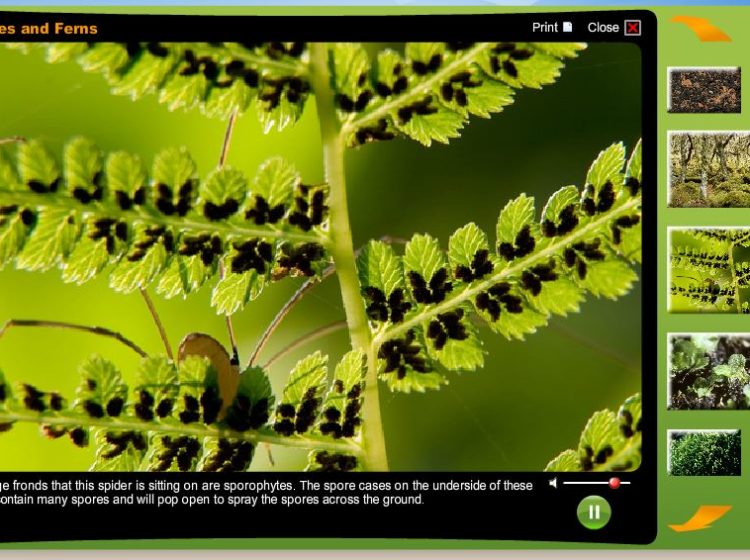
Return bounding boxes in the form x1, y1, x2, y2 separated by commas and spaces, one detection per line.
0, 2, 741, 553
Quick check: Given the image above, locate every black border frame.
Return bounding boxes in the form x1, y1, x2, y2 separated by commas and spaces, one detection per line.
0, 9, 657, 545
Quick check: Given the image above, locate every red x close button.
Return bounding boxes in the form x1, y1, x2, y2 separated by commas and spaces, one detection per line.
625, 20, 641, 36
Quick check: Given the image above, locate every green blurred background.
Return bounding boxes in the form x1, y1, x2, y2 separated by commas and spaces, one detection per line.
0, 42, 641, 471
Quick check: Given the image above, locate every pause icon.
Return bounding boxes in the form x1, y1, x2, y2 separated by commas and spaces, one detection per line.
577, 496, 612, 530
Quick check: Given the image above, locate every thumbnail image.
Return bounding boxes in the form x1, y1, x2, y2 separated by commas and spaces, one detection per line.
668, 430, 741, 477
668, 67, 741, 114
669, 333, 750, 410
669, 131, 750, 208
0, 42, 641, 472
669, 227, 750, 314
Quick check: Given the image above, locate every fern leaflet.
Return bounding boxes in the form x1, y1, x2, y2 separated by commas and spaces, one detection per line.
358, 140, 642, 392
0, 138, 331, 314
0, 351, 363, 472
11, 42, 310, 128
336, 42, 586, 147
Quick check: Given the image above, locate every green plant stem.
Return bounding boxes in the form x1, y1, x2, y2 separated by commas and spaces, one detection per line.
248, 236, 405, 367
0, 191, 324, 244
309, 43, 389, 471
0, 409, 361, 456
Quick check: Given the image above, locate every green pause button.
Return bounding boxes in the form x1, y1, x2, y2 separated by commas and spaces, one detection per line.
577, 496, 612, 530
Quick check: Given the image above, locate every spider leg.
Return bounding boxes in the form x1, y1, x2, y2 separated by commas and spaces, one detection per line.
0, 319, 148, 358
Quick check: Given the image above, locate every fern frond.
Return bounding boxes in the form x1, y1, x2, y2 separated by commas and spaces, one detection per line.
12, 42, 309, 128
0, 355, 361, 472
0, 138, 331, 314
670, 282, 735, 311
12, 42, 583, 145
690, 228, 750, 248
545, 393, 641, 472
670, 247, 730, 272
669, 228, 750, 313
359, 140, 642, 392
338, 42, 585, 147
